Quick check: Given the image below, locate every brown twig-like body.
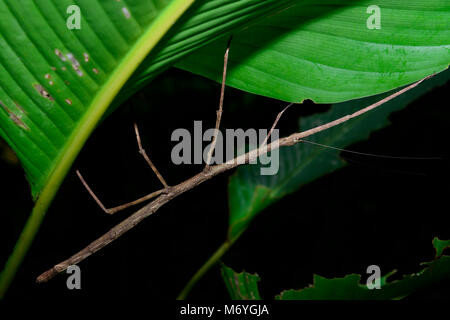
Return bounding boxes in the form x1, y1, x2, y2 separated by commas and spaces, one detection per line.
36, 74, 432, 283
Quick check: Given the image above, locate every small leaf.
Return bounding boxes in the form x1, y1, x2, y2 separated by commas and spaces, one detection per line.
221, 263, 262, 300
433, 237, 450, 258
277, 274, 373, 300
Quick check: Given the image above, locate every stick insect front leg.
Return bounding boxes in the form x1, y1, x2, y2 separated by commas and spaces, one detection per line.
77, 37, 235, 214
77, 122, 169, 215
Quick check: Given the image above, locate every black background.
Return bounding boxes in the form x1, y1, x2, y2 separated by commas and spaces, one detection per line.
1, 67, 449, 301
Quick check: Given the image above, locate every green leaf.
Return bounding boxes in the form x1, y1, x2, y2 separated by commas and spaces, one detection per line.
0, 0, 195, 298
277, 238, 450, 300
221, 263, 262, 300
278, 274, 374, 300
177, 0, 450, 103
0, 0, 194, 200
228, 69, 450, 240
433, 237, 450, 258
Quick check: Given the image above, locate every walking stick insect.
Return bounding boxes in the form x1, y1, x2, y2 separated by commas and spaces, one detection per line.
37, 36, 438, 283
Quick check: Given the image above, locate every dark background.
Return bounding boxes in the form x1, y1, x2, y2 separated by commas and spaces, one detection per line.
1, 67, 449, 300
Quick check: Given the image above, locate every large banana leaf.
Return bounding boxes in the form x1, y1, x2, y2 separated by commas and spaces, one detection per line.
177, 0, 450, 103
